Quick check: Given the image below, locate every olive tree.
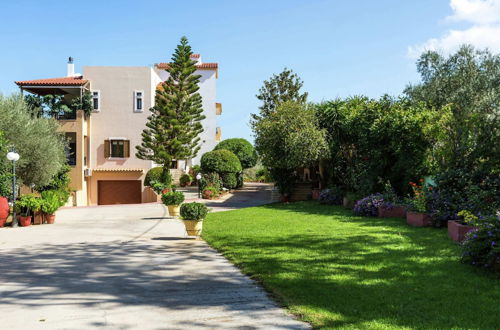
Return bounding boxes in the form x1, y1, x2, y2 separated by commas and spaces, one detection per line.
0, 94, 67, 187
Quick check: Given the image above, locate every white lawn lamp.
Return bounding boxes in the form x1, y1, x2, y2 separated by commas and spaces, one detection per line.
196, 173, 202, 198
6, 150, 20, 227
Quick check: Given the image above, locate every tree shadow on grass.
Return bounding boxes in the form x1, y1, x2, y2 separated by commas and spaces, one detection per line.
205, 202, 500, 329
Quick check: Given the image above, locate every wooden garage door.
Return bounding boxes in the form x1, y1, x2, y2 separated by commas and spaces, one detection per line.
98, 180, 142, 205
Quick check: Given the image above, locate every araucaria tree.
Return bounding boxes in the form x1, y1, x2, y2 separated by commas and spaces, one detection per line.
136, 37, 205, 175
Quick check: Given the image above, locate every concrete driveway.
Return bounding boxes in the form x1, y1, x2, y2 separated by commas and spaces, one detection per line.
0, 185, 308, 329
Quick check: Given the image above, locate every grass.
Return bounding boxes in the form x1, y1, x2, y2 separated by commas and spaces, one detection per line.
203, 202, 500, 329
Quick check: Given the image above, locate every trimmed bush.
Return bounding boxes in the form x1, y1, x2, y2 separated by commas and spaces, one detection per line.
161, 191, 185, 206
221, 172, 238, 190
214, 138, 257, 169
145, 167, 172, 187
180, 202, 208, 221
179, 174, 192, 187
200, 149, 242, 174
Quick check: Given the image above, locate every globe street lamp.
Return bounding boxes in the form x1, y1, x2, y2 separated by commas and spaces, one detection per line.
6, 150, 20, 227
196, 173, 202, 198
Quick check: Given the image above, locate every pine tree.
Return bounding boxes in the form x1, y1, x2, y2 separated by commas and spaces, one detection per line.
136, 37, 205, 176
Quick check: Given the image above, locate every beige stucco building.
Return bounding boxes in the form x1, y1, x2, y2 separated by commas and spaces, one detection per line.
15, 54, 221, 206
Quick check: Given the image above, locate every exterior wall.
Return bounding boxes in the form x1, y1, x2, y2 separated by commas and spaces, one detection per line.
153, 68, 218, 165
58, 110, 88, 206
83, 66, 156, 205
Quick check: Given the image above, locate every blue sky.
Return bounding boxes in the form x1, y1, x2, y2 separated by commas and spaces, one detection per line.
1, 0, 494, 141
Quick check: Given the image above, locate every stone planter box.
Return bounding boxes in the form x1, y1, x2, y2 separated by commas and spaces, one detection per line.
378, 206, 407, 218
406, 211, 432, 227
448, 220, 475, 242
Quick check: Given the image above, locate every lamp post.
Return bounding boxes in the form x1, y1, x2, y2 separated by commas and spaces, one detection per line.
6, 150, 20, 227
196, 173, 202, 198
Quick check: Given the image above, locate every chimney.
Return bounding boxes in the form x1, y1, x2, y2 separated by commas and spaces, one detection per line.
67, 56, 75, 77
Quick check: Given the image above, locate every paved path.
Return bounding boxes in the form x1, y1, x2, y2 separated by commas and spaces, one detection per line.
0, 184, 308, 329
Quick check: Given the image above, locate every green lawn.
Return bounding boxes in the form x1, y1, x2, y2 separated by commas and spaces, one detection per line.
203, 202, 500, 329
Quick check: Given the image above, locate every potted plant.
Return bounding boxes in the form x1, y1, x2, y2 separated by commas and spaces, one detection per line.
405, 180, 432, 227
318, 187, 342, 205
0, 196, 9, 227
353, 194, 385, 217
448, 210, 477, 242
202, 186, 219, 200
32, 197, 43, 225
40, 190, 62, 224
180, 202, 208, 236
161, 190, 185, 217
460, 212, 500, 269
378, 181, 406, 218
179, 174, 192, 187
15, 194, 39, 227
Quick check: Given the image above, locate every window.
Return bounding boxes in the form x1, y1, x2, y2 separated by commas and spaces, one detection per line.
104, 139, 130, 158
134, 90, 144, 112
92, 90, 100, 112
66, 133, 77, 166
171, 160, 178, 169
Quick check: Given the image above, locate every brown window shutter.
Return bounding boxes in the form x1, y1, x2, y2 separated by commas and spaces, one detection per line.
104, 140, 110, 158
124, 140, 130, 158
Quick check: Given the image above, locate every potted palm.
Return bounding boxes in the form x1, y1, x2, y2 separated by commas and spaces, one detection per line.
40, 190, 62, 224
32, 197, 43, 225
405, 180, 432, 227
180, 202, 208, 236
162, 190, 185, 217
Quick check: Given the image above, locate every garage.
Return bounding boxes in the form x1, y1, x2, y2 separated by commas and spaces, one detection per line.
98, 180, 142, 205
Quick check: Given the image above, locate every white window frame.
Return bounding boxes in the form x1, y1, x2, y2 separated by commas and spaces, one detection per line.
92, 90, 100, 112
134, 90, 144, 112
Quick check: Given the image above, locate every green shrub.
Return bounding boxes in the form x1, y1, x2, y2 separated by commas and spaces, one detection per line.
179, 173, 192, 187
189, 165, 201, 181
161, 191, 185, 206
145, 167, 172, 187
180, 202, 208, 221
200, 172, 223, 191
221, 172, 238, 189
200, 150, 242, 174
214, 138, 257, 169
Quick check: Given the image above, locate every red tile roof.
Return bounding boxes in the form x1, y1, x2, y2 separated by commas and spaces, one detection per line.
15, 76, 88, 86
190, 54, 200, 58
156, 62, 218, 70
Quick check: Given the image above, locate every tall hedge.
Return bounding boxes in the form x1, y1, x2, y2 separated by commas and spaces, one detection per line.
214, 138, 257, 169
200, 150, 242, 174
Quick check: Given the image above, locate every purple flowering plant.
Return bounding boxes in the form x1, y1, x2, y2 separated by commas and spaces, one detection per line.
353, 193, 385, 217
461, 211, 500, 270
318, 187, 342, 205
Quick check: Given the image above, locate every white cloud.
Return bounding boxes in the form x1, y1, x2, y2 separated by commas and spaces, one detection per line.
408, 0, 500, 58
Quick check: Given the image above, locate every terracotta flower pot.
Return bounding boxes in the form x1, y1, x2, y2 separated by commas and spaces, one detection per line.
378, 205, 407, 218
183, 220, 203, 236
167, 205, 180, 217
19, 216, 32, 227
0, 197, 9, 223
311, 189, 320, 200
406, 211, 432, 227
0, 218, 6, 228
45, 214, 56, 224
33, 211, 44, 225
448, 220, 475, 242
